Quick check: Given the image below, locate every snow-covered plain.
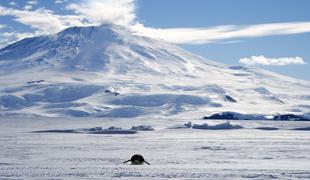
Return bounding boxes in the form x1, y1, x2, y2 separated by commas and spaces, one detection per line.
1, 117, 310, 179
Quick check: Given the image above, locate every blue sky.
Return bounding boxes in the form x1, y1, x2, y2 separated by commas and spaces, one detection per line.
0, 0, 309, 80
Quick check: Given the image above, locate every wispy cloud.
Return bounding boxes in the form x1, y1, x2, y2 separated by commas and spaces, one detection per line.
132, 22, 310, 44
27, 1, 39, 5
239, 55, 307, 66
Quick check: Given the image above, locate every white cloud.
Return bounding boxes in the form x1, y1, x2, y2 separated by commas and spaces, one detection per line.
0, 38, 11, 48
1, 32, 14, 38
239, 55, 307, 66
0, 4, 85, 47
0, 24, 7, 29
27, 1, 39, 5
0, 0, 137, 35
132, 22, 310, 44
0, 31, 40, 48
55, 0, 64, 4
66, 0, 138, 26
9, 1, 17, 6
24, 5, 33, 10
0, 5, 85, 34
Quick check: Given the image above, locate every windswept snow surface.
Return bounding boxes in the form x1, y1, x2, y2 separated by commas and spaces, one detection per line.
1, 117, 310, 179
0, 24, 309, 118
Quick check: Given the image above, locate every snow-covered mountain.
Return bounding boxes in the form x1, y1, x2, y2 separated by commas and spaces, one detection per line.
0, 24, 309, 119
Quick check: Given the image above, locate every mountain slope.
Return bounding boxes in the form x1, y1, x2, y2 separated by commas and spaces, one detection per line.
0, 24, 309, 118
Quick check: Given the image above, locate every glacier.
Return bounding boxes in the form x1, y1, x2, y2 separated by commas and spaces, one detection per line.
0, 24, 309, 119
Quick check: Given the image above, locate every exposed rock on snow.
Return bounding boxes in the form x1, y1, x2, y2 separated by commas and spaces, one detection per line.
203, 112, 310, 121
255, 127, 279, 130
224, 95, 237, 103
105, 90, 120, 96
27, 80, 46, 85
130, 125, 154, 131
203, 112, 240, 120
196, 146, 227, 151
32, 126, 137, 134
169, 121, 242, 130
203, 112, 267, 120
31, 129, 78, 133
273, 114, 309, 121
291, 127, 310, 131
168, 122, 192, 129
88, 126, 137, 134
192, 121, 243, 130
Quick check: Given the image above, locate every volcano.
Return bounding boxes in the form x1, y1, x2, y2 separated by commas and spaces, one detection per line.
0, 24, 309, 119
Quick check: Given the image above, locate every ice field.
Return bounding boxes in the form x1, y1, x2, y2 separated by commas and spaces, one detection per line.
1, 117, 310, 179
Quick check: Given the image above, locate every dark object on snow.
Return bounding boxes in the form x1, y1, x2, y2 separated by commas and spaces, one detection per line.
130, 125, 154, 131
203, 112, 239, 120
105, 90, 112, 93
123, 154, 150, 165
105, 90, 120, 96
224, 95, 237, 103
273, 114, 309, 121
291, 127, 310, 131
27, 80, 46, 84
255, 127, 279, 131
31, 129, 77, 133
